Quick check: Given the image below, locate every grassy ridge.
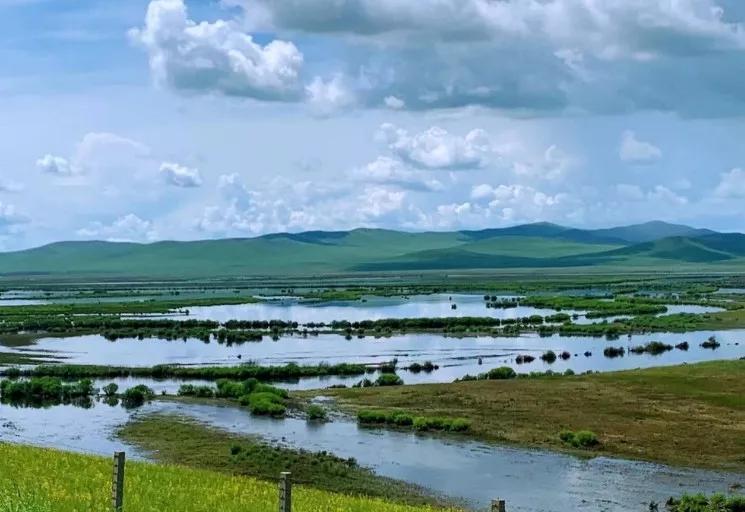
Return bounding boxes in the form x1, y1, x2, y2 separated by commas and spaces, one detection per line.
3, 222, 744, 278
323, 360, 745, 472
0, 441, 454, 512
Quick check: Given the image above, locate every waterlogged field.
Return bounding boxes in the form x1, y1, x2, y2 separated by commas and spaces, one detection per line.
2, 330, 743, 391
0, 442, 451, 512
1, 283, 745, 511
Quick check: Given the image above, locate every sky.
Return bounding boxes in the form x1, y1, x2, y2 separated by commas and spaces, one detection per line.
3, 0, 745, 250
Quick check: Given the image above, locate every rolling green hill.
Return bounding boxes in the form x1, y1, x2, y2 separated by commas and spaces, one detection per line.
0, 222, 742, 278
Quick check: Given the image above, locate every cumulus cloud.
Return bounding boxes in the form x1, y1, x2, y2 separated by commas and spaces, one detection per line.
714, 168, 745, 198
619, 130, 662, 164
226, 0, 745, 115
77, 213, 157, 242
376, 123, 493, 170
129, 0, 304, 101
351, 156, 443, 191
238, 0, 745, 55
37, 133, 150, 180
196, 171, 417, 236
36, 154, 79, 176
160, 161, 203, 187
305, 74, 357, 116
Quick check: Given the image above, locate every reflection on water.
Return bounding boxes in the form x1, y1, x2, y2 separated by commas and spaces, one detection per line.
0, 400, 741, 511
3, 330, 744, 390
161, 294, 569, 323
153, 293, 724, 325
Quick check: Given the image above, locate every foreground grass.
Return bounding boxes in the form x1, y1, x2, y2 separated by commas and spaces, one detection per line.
324, 360, 745, 472
118, 414, 447, 507
0, 441, 454, 512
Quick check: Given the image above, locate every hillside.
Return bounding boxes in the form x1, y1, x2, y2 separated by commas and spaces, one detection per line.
0, 221, 742, 278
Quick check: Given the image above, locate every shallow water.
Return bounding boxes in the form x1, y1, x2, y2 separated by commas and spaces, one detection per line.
2, 330, 743, 390
0, 400, 740, 511
160, 294, 571, 323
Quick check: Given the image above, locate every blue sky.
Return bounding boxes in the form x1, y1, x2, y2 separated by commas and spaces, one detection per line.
2, 0, 745, 249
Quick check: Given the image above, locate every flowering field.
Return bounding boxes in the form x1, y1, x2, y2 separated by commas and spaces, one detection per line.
0, 443, 457, 512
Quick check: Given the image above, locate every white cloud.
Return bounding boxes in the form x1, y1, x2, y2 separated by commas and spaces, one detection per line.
36, 154, 79, 176
231, 0, 745, 115
351, 156, 443, 191
617, 183, 688, 205
619, 130, 662, 164
384, 96, 405, 109
714, 168, 745, 198
77, 214, 157, 242
377, 123, 493, 170
512, 144, 571, 180
160, 161, 203, 187
356, 186, 406, 219
305, 74, 357, 116
129, 0, 304, 101
37, 132, 150, 179
648, 185, 688, 205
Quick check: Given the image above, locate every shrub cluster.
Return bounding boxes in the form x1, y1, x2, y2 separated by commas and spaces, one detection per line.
559, 430, 599, 448
0, 377, 93, 402
357, 410, 471, 432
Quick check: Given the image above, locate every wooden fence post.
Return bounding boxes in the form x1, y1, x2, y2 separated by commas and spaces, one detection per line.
279, 472, 292, 512
491, 499, 506, 512
112, 451, 125, 512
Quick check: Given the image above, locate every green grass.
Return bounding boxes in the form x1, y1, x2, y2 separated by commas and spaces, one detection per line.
321, 360, 745, 472
118, 414, 450, 507
0, 440, 455, 512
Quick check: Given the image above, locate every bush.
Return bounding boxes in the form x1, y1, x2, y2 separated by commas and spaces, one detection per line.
485, 367, 517, 380
603, 346, 625, 358
541, 351, 557, 363
246, 392, 286, 416
102, 383, 118, 397
306, 404, 327, 421
374, 374, 403, 386
559, 429, 599, 448
122, 385, 155, 408
701, 336, 720, 349
178, 384, 215, 398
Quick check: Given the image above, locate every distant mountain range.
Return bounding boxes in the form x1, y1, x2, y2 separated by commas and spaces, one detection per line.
1, 221, 744, 278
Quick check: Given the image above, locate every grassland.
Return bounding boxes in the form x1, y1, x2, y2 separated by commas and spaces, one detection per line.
3, 221, 745, 278
322, 361, 745, 472
118, 414, 446, 507
0, 441, 455, 512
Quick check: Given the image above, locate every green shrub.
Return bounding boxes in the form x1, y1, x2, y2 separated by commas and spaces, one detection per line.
374, 374, 403, 386
485, 366, 517, 380
178, 384, 215, 398
102, 383, 119, 397
246, 392, 286, 416
541, 351, 557, 363
122, 385, 155, 407
559, 429, 599, 448
306, 404, 327, 421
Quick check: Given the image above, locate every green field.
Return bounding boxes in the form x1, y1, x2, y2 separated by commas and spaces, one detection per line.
320, 361, 745, 472
2, 221, 745, 278
0, 442, 454, 512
